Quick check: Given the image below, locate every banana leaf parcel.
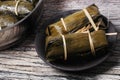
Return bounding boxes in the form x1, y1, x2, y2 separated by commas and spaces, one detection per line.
0, 1, 34, 17
46, 4, 105, 36
46, 30, 108, 61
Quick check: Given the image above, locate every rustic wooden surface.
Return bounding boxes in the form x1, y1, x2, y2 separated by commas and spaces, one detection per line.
0, 0, 120, 80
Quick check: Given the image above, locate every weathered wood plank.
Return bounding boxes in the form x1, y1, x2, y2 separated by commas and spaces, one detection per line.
0, 51, 120, 75
0, 0, 120, 80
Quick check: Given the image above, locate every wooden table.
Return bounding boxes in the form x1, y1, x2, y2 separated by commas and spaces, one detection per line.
0, 0, 120, 80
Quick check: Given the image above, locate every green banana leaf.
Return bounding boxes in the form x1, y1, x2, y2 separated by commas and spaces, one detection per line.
46, 4, 102, 36
46, 30, 108, 61
0, 1, 34, 17
0, 13, 18, 29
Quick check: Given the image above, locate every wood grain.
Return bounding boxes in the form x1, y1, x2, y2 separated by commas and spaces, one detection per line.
0, 0, 120, 80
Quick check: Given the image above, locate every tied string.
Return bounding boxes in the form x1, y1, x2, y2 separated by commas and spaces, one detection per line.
83, 8, 97, 55
75, 24, 91, 33
76, 25, 96, 55
0, 26, 1, 30
54, 26, 67, 60
83, 9, 98, 31
87, 30, 95, 55
106, 33, 117, 36
61, 18, 67, 31
15, 0, 21, 15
